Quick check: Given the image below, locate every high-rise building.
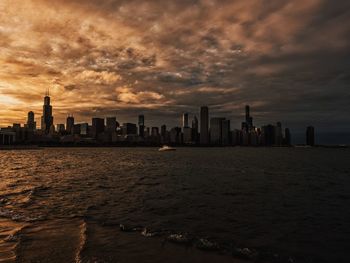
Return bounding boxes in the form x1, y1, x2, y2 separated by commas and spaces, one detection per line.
183, 127, 192, 144
66, 115, 74, 134
169, 127, 181, 144
249, 130, 257, 146
192, 116, 199, 143
49, 124, 56, 135
241, 122, 248, 132
306, 126, 315, 146
245, 105, 253, 131
150, 127, 160, 143
121, 123, 137, 136
161, 125, 167, 137
210, 117, 225, 145
145, 127, 150, 138
80, 123, 89, 136
245, 105, 250, 121
106, 117, 117, 133
92, 118, 105, 138
56, 124, 65, 134
275, 122, 283, 145
262, 124, 275, 146
284, 128, 291, 145
161, 124, 168, 143
221, 119, 230, 145
231, 129, 242, 146
242, 131, 250, 146
27, 111, 36, 131
183, 113, 189, 128
138, 115, 145, 138
73, 124, 81, 135
138, 115, 145, 126
200, 106, 209, 144
256, 128, 262, 145
151, 127, 159, 137
41, 91, 53, 133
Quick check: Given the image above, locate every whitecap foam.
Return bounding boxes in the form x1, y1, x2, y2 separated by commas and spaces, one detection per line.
75, 220, 88, 263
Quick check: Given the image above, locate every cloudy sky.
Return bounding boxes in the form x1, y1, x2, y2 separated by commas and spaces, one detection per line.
0, 0, 349, 132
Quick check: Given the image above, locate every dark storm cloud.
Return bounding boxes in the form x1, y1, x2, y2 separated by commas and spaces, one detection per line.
0, 0, 349, 131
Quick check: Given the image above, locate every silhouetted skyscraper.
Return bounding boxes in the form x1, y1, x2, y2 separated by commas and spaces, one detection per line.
183, 113, 189, 128
275, 122, 283, 145
66, 115, 74, 134
210, 117, 225, 145
221, 119, 230, 145
192, 116, 199, 143
138, 115, 145, 126
245, 105, 250, 121
92, 118, 105, 138
306, 126, 315, 146
56, 124, 65, 134
106, 117, 117, 132
245, 105, 253, 131
231, 129, 242, 146
170, 127, 181, 144
27, 111, 36, 131
80, 123, 89, 136
200, 106, 209, 144
138, 115, 145, 138
151, 127, 159, 137
122, 123, 137, 136
73, 124, 81, 135
241, 122, 248, 132
160, 125, 168, 143
41, 91, 53, 133
284, 128, 291, 145
262, 124, 275, 146
183, 127, 192, 144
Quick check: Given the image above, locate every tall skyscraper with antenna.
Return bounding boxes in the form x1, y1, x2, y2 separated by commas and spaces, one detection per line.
41, 88, 54, 133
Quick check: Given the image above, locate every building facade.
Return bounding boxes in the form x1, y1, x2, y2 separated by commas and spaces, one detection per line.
41, 93, 53, 133
200, 106, 209, 144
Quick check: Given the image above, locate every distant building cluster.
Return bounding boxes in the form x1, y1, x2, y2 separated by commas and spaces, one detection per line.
0, 93, 315, 146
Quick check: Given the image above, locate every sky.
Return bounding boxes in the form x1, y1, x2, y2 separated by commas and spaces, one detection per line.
0, 0, 349, 132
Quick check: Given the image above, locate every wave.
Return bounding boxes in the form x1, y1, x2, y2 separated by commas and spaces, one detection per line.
0, 185, 51, 210
75, 220, 88, 263
0, 208, 45, 222
117, 222, 296, 263
0, 218, 29, 263
0, 185, 50, 198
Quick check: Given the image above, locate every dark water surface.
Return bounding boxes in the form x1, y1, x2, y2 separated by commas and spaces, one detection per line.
0, 147, 350, 263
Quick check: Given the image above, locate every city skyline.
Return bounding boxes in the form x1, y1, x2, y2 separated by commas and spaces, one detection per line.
0, 92, 313, 146
1, 1, 350, 133
2, 90, 350, 145
0, 90, 297, 132
1, 91, 288, 132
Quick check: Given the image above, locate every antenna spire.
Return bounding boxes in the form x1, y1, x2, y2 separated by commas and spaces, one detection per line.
44, 87, 51, 97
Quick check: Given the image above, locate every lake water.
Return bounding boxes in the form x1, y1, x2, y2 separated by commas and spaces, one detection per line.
0, 147, 350, 263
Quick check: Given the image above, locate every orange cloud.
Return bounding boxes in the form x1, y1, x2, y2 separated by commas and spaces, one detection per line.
0, 0, 349, 129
